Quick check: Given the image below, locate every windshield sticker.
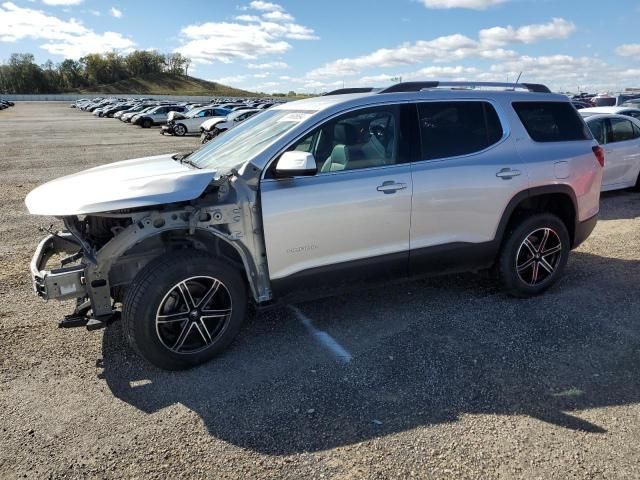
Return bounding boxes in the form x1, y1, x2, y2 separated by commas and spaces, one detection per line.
278, 112, 313, 123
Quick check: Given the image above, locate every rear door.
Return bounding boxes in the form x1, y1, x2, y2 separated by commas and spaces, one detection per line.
603, 117, 640, 187
260, 104, 416, 295
409, 100, 527, 274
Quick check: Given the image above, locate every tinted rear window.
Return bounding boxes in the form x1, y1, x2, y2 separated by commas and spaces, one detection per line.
513, 102, 591, 142
417, 101, 504, 160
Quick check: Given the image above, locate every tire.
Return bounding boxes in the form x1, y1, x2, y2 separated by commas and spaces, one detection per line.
122, 250, 247, 370
142, 118, 152, 128
498, 213, 570, 298
174, 124, 187, 136
632, 172, 640, 192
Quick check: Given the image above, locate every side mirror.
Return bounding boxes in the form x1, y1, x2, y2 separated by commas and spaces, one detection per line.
275, 151, 317, 177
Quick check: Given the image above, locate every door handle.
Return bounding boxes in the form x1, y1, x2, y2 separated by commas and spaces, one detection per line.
496, 168, 522, 180
377, 181, 407, 194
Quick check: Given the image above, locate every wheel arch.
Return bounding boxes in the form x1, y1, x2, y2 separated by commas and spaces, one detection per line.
496, 185, 578, 250
110, 227, 257, 303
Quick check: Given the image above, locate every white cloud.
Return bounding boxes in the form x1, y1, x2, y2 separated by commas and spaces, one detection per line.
262, 10, 294, 22
306, 18, 574, 79
422, 0, 505, 9
216, 74, 249, 84
253, 72, 269, 78
248, 1, 282, 11
359, 65, 480, 84
235, 14, 260, 22
0, 2, 134, 57
341, 55, 613, 93
254, 81, 281, 91
42, 0, 83, 5
176, 2, 316, 63
178, 22, 291, 63
479, 18, 575, 46
616, 44, 640, 57
109, 7, 121, 18
248, 61, 288, 69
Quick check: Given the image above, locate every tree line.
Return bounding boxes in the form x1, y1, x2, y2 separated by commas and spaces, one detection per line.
0, 51, 192, 94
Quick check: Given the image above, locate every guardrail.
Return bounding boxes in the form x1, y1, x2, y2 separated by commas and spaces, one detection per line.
0, 93, 280, 102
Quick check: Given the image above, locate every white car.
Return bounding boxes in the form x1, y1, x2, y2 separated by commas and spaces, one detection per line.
580, 106, 640, 121
199, 109, 261, 142
161, 106, 232, 136
132, 105, 188, 128
581, 112, 640, 191
122, 105, 156, 123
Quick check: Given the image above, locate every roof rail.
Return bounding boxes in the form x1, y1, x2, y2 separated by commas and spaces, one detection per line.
378, 81, 551, 94
323, 87, 377, 96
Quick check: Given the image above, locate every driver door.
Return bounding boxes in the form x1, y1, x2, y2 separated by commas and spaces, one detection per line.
260, 104, 417, 298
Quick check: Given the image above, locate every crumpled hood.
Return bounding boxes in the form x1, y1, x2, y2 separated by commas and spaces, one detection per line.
200, 117, 227, 131
26, 153, 217, 216
167, 111, 186, 122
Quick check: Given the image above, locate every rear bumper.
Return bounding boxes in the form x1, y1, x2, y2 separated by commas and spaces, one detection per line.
30, 233, 87, 301
573, 213, 598, 249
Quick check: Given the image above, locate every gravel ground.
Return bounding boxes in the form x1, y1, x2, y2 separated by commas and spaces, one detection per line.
1, 102, 639, 480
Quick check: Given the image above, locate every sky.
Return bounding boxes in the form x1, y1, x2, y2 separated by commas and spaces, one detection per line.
1, 0, 640, 93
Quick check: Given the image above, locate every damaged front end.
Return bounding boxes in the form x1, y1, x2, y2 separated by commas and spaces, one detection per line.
29, 172, 272, 331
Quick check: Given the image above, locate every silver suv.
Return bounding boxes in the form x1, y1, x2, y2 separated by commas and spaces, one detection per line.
26, 81, 603, 370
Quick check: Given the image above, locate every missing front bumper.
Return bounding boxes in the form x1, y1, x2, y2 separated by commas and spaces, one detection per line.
30, 233, 87, 300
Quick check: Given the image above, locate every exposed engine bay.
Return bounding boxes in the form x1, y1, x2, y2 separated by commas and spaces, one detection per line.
30, 173, 271, 330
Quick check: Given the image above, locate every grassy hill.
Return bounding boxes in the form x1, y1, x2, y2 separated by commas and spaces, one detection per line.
79, 73, 259, 97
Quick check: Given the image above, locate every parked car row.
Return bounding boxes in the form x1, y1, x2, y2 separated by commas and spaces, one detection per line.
70, 96, 280, 138
0, 99, 15, 110
570, 91, 640, 109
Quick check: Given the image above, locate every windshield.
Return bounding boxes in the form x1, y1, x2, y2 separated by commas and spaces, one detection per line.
188, 109, 315, 171
228, 110, 250, 121
186, 108, 206, 118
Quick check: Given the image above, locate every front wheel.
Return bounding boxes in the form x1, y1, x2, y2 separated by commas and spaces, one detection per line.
498, 213, 570, 298
142, 118, 152, 128
174, 123, 187, 136
122, 251, 247, 370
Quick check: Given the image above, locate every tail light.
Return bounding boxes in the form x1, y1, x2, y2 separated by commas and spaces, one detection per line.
592, 145, 605, 168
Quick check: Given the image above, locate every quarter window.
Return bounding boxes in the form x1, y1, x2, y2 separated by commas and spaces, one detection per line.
417, 101, 503, 160
610, 118, 635, 142
513, 101, 591, 142
587, 119, 606, 144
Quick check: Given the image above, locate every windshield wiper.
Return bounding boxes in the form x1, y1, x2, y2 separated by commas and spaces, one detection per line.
171, 151, 200, 169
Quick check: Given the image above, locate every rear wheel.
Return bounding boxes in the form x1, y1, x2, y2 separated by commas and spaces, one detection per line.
498, 213, 570, 298
122, 251, 247, 370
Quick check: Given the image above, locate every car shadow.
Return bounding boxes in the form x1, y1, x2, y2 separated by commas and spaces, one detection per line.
598, 189, 640, 220
99, 251, 640, 455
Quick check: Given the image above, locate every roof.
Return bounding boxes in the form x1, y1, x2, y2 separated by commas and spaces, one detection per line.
580, 112, 640, 125
581, 106, 640, 114
273, 88, 567, 113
